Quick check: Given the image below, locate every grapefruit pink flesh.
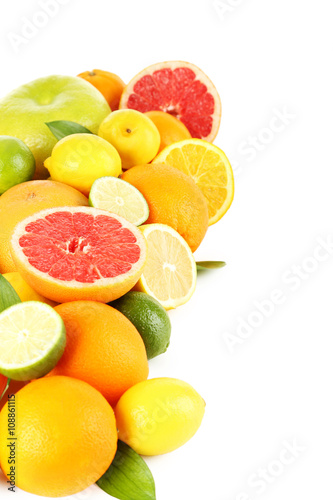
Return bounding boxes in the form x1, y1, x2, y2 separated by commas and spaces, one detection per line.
10, 207, 147, 303
120, 61, 221, 143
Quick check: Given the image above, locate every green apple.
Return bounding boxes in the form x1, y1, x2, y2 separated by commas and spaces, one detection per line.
0, 75, 111, 179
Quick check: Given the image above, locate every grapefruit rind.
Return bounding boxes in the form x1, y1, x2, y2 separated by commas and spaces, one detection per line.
10, 207, 147, 304
153, 139, 234, 225
135, 223, 197, 310
119, 61, 222, 143
0, 301, 66, 381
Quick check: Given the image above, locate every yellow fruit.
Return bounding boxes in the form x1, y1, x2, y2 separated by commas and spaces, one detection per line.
145, 110, 191, 153
98, 109, 160, 169
134, 223, 197, 310
45, 133, 122, 196
0, 376, 118, 497
153, 139, 234, 225
115, 377, 205, 455
0, 180, 88, 274
3, 272, 57, 306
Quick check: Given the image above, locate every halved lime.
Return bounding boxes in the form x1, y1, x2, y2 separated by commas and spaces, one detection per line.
0, 301, 66, 381
89, 176, 149, 226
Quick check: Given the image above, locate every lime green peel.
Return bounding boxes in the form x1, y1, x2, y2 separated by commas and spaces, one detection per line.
0, 301, 66, 381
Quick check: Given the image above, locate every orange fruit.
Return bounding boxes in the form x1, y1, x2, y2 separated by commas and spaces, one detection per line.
145, 110, 191, 153
10, 207, 147, 304
0, 376, 117, 497
47, 301, 149, 406
0, 180, 88, 274
122, 164, 208, 252
120, 61, 221, 142
153, 139, 234, 225
78, 69, 125, 111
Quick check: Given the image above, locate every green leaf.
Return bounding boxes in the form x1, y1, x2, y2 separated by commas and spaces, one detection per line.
45, 120, 93, 140
96, 441, 156, 500
0, 378, 10, 402
0, 274, 21, 313
196, 261, 226, 271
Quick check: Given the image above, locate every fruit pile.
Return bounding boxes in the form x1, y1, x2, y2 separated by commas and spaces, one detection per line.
0, 61, 234, 499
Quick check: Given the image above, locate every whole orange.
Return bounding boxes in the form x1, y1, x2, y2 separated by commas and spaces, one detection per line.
145, 110, 191, 153
0, 180, 88, 273
0, 376, 117, 497
122, 164, 209, 252
48, 301, 149, 406
78, 69, 125, 111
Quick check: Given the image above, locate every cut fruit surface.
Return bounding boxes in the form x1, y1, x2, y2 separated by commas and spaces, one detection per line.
89, 176, 149, 226
10, 207, 147, 304
135, 224, 196, 310
120, 61, 221, 143
153, 139, 234, 225
0, 301, 66, 381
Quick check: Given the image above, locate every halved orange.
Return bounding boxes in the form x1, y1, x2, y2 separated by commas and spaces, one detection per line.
153, 139, 234, 225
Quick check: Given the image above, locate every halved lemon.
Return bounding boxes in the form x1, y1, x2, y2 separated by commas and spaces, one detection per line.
135, 224, 196, 310
153, 138, 234, 225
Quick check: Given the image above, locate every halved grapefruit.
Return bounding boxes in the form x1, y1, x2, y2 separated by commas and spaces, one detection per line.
119, 61, 221, 143
10, 207, 147, 304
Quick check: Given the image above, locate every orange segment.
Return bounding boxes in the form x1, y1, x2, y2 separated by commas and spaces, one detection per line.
153, 139, 234, 225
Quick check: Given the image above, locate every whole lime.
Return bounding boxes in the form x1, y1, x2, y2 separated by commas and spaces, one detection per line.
0, 136, 35, 194
111, 291, 171, 359
0, 75, 110, 179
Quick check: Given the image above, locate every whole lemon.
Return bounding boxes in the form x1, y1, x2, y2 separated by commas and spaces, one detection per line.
115, 377, 205, 455
45, 134, 122, 196
0, 376, 118, 497
98, 109, 160, 169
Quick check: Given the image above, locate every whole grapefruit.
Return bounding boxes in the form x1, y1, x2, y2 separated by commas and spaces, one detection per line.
0, 180, 88, 274
0, 75, 111, 178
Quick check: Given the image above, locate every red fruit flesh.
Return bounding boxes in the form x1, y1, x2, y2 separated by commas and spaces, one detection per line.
18, 211, 141, 284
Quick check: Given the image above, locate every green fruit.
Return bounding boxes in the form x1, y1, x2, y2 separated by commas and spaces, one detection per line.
0, 75, 110, 179
0, 136, 35, 194
111, 292, 171, 359
0, 301, 66, 381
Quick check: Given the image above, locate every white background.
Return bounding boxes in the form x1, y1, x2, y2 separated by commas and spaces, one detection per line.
0, 0, 332, 499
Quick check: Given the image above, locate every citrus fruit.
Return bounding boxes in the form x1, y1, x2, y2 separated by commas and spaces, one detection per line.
0, 301, 65, 381
153, 139, 234, 225
134, 224, 196, 310
45, 133, 122, 196
98, 109, 160, 169
0, 180, 88, 274
78, 69, 125, 111
3, 272, 57, 307
122, 163, 208, 252
111, 291, 171, 359
10, 207, 147, 304
0, 376, 117, 496
145, 110, 191, 153
0, 75, 111, 178
119, 61, 221, 142
0, 136, 35, 194
115, 378, 205, 455
89, 176, 149, 226
47, 301, 149, 406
